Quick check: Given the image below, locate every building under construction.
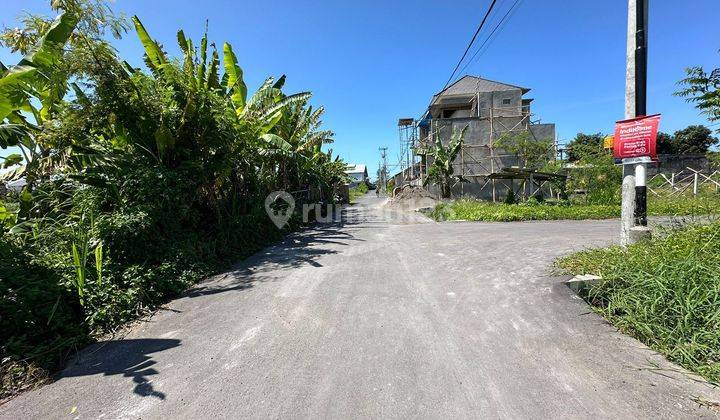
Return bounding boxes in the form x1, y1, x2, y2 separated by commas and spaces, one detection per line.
392, 75, 557, 200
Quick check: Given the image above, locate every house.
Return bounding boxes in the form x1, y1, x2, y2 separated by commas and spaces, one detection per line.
345, 164, 368, 187
428, 75, 531, 119
415, 75, 557, 200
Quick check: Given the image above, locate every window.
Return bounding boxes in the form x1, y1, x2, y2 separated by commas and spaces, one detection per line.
479, 101, 487, 109
502, 98, 512, 106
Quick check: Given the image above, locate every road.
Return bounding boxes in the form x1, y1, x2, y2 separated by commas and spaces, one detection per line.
2, 194, 719, 419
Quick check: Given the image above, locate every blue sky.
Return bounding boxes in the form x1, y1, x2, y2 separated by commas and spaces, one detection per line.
2, 0, 719, 177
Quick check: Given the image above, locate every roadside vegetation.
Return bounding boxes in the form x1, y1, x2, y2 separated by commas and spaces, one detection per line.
555, 50, 720, 386
0, 1, 347, 399
429, 194, 720, 222
426, 122, 719, 222
557, 223, 720, 385
349, 182, 369, 201
421, 126, 467, 198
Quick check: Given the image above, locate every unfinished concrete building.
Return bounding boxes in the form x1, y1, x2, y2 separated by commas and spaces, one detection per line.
397, 75, 557, 200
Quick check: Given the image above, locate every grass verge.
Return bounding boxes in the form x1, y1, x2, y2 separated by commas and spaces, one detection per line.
557, 223, 720, 385
349, 183, 369, 202
428, 195, 720, 222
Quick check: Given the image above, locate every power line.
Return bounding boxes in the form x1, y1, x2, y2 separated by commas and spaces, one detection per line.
457, 0, 523, 76
414, 0, 521, 124
441, 0, 499, 92
410, 0, 513, 152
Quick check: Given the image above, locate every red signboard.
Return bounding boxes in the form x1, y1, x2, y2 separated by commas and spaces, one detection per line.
613, 114, 661, 160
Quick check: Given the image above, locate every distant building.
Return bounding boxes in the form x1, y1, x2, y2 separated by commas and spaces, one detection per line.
345, 164, 368, 187
396, 75, 557, 200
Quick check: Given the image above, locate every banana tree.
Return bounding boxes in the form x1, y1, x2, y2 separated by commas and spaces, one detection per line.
263, 101, 335, 190
0, 12, 79, 185
423, 125, 468, 199
130, 17, 314, 163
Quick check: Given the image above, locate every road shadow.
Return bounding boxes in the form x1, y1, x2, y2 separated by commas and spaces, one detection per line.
59, 339, 181, 400
186, 223, 362, 297
233, 223, 362, 276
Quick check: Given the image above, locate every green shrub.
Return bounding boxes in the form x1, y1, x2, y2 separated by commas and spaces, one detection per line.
349, 182, 369, 201
386, 179, 395, 194
503, 189, 516, 205
0, 236, 86, 398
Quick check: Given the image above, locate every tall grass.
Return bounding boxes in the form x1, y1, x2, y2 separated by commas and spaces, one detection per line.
428, 194, 720, 222
430, 199, 618, 222
558, 223, 720, 384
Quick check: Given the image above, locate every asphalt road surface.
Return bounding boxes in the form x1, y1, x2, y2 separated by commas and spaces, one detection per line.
2, 194, 719, 419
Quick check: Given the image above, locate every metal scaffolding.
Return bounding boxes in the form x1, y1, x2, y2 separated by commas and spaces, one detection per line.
403, 104, 557, 201
398, 118, 417, 180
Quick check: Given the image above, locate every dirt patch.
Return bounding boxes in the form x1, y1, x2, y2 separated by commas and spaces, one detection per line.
386, 186, 439, 212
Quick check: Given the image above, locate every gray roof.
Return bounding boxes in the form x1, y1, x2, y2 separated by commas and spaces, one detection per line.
345, 164, 367, 175
433, 75, 529, 100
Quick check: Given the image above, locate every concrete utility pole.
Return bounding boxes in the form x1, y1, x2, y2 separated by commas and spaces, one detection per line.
378, 147, 388, 194
621, 0, 651, 246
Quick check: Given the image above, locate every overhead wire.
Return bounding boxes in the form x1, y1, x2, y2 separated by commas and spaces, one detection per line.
402, 0, 522, 177
440, 0, 499, 93
457, 0, 523, 76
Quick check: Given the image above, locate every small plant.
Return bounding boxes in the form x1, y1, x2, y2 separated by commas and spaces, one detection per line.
69, 214, 105, 306
94, 242, 104, 286
386, 179, 395, 195
504, 189, 516, 205
70, 242, 87, 304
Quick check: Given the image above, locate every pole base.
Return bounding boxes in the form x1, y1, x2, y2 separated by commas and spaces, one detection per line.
629, 226, 652, 243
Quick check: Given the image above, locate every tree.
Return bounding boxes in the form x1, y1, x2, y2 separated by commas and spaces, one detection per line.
675, 58, 720, 130
0, 0, 127, 55
566, 133, 605, 162
423, 126, 468, 198
656, 132, 676, 154
673, 125, 718, 154
0, 12, 80, 186
494, 131, 553, 169
655, 127, 717, 155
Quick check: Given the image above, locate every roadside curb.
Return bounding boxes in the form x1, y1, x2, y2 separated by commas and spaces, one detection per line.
565, 274, 603, 295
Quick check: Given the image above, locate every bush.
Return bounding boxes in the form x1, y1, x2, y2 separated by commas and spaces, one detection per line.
569, 155, 622, 205
349, 182, 369, 201
557, 223, 720, 384
503, 188, 516, 205
0, 236, 86, 398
